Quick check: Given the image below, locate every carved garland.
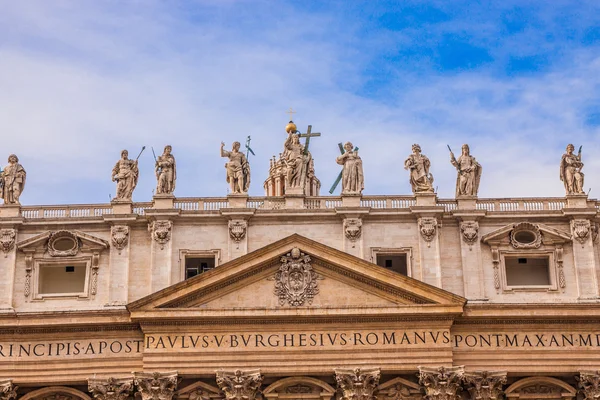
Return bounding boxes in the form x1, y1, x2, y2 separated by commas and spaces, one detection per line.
272, 247, 322, 306
216, 370, 263, 400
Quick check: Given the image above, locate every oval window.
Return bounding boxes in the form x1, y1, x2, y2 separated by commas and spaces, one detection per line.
53, 237, 77, 251
513, 230, 536, 244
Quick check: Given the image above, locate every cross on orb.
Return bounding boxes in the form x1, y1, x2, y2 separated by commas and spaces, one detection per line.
286, 107, 297, 121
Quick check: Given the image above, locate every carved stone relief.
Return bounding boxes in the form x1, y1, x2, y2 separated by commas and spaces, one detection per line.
571, 219, 591, 246
344, 218, 362, 247
509, 223, 542, 249
47, 230, 80, 256
149, 220, 173, 250
0, 380, 17, 400
88, 377, 134, 400
578, 372, 600, 400
335, 368, 381, 400
462, 371, 507, 400
134, 372, 179, 400
229, 220, 247, 248
419, 366, 464, 400
111, 226, 130, 253
460, 221, 479, 246
272, 247, 322, 306
0, 229, 15, 256
418, 217, 438, 247
215, 370, 263, 400
376, 377, 422, 400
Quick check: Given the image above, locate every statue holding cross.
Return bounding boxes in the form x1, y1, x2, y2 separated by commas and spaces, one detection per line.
283, 122, 321, 192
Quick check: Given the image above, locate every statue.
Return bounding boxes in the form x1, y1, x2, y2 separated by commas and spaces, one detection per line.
449, 144, 482, 196
155, 145, 176, 195
404, 144, 434, 193
560, 144, 585, 195
283, 127, 311, 190
111, 150, 139, 201
221, 141, 251, 194
336, 141, 364, 195
0, 154, 26, 205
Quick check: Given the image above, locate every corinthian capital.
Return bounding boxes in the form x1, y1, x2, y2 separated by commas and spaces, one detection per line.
334, 367, 381, 400
419, 366, 464, 400
216, 370, 263, 400
578, 371, 600, 400
134, 372, 179, 400
88, 377, 133, 400
462, 371, 507, 400
0, 381, 17, 400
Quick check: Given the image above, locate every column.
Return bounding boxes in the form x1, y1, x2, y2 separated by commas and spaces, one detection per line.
134, 372, 179, 400
334, 368, 380, 400
462, 371, 507, 400
89, 377, 134, 400
419, 366, 464, 400
216, 370, 263, 400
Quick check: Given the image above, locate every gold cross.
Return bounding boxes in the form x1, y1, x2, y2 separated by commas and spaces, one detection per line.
286, 107, 297, 121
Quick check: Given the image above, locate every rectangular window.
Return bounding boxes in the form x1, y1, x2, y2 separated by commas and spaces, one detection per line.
39, 263, 87, 295
505, 256, 550, 286
185, 257, 216, 279
376, 254, 408, 275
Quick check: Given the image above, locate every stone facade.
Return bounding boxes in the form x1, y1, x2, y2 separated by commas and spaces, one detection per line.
1, 193, 600, 399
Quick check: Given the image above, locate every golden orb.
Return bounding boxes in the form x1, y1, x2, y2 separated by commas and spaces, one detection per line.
285, 121, 297, 133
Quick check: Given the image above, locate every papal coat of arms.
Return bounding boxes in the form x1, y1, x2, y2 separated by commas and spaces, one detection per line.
273, 247, 322, 306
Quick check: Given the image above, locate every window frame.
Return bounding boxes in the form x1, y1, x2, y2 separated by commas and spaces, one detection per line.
178, 249, 221, 281
32, 256, 93, 300
370, 247, 412, 277
499, 250, 558, 292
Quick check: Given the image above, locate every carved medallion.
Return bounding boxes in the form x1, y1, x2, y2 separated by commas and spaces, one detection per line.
88, 377, 134, 400
134, 372, 179, 400
149, 220, 173, 249
47, 230, 80, 256
334, 368, 380, 400
111, 226, 129, 253
0, 229, 15, 255
509, 222, 542, 249
578, 371, 600, 400
419, 217, 438, 246
229, 220, 247, 245
0, 380, 17, 400
419, 366, 464, 400
216, 370, 263, 400
273, 247, 322, 306
571, 219, 591, 245
344, 218, 362, 246
460, 221, 479, 246
462, 371, 507, 400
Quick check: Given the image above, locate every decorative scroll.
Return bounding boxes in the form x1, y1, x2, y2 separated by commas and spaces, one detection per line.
88, 377, 133, 400
578, 371, 600, 400
149, 220, 173, 250
134, 372, 179, 400
216, 370, 263, 400
111, 226, 129, 253
0, 380, 17, 400
419, 366, 464, 400
0, 229, 15, 256
462, 371, 506, 400
335, 368, 381, 400
460, 221, 479, 246
418, 217, 438, 247
273, 247, 322, 306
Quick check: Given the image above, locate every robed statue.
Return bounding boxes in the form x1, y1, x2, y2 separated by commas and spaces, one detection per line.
404, 144, 434, 193
336, 141, 364, 195
111, 149, 139, 201
449, 144, 482, 197
0, 154, 26, 204
221, 141, 251, 194
155, 145, 176, 195
284, 130, 312, 190
560, 143, 584, 195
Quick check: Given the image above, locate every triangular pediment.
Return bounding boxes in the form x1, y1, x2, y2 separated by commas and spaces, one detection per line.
481, 222, 571, 245
17, 230, 109, 252
128, 234, 465, 321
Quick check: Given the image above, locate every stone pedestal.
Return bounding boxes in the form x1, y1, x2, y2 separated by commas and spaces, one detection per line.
285, 186, 305, 209
111, 200, 132, 215
457, 195, 477, 210
341, 194, 361, 208
566, 194, 588, 208
153, 194, 175, 210
0, 204, 20, 218
227, 193, 249, 208
415, 192, 436, 207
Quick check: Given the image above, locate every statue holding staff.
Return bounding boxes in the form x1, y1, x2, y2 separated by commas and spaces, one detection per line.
404, 144, 434, 193
112, 148, 144, 201
449, 144, 482, 197
560, 144, 584, 195
336, 141, 364, 195
0, 154, 26, 204
221, 141, 251, 194
155, 145, 176, 195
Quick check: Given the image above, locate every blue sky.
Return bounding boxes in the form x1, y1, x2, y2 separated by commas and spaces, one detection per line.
1, 0, 599, 204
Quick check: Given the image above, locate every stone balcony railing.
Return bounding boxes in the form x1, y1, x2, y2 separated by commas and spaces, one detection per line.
7, 195, 595, 221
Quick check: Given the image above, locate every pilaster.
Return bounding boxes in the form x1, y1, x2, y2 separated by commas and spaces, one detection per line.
149, 220, 174, 293
106, 224, 131, 306
216, 370, 263, 400
0, 226, 18, 311
453, 206, 487, 301
411, 194, 444, 287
